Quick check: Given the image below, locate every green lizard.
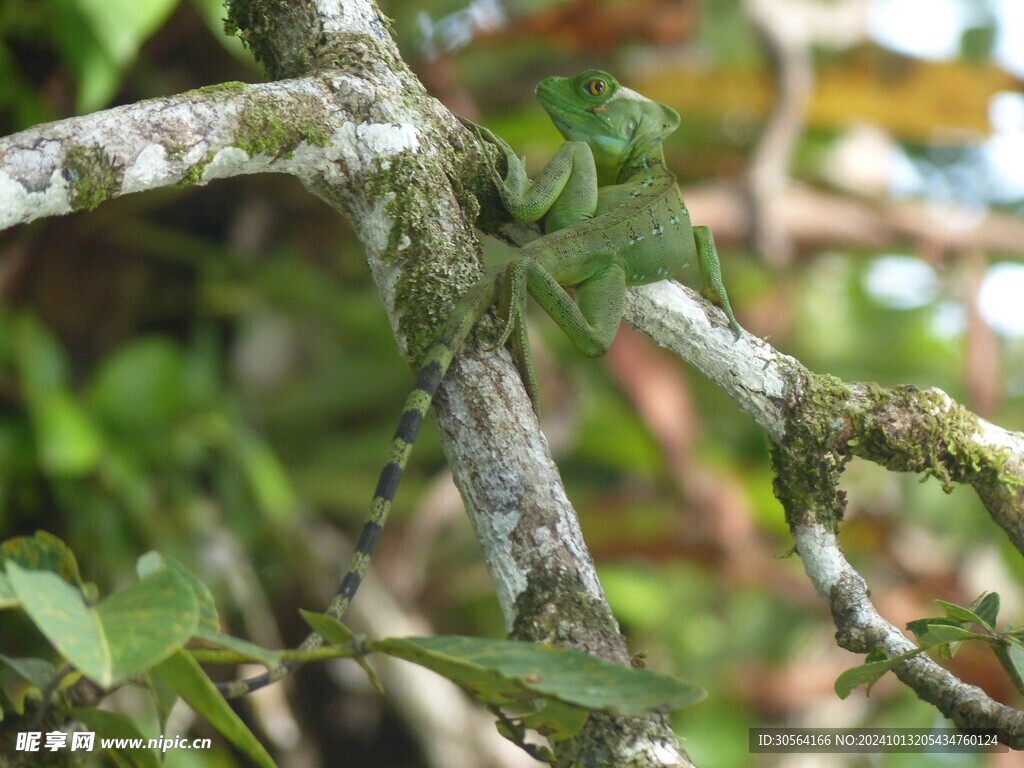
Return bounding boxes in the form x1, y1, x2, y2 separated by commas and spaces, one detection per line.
219, 69, 740, 697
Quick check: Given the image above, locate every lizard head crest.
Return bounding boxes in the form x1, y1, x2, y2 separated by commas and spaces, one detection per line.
536, 70, 680, 171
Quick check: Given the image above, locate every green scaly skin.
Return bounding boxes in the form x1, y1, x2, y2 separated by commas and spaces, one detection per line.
218, 70, 741, 697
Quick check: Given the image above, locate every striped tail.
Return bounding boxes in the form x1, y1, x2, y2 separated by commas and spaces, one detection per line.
217, 275, 498, 698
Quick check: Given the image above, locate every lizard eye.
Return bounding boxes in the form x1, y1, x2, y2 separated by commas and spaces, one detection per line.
626, 119, 637, 135
584, 78, 607, 97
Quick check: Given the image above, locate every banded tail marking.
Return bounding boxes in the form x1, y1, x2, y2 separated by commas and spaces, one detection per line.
217, 275, 498, 698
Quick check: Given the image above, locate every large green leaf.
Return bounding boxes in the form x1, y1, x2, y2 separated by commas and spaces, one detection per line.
50, 0, 180, 112
153, 653, 276, 768
370, 636, 706, 716
137, 552, 219, 636
5, 561, 198, 687
138, 551, 283, 667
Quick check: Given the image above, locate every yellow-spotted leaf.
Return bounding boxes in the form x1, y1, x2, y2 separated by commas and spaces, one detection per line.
1, 531, 86, 609
137, 552, 282, 668
5, 561, 198, 687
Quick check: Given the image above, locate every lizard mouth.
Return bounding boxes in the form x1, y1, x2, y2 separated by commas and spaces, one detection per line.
535, 77, 615, 141
538, 95, 608, 139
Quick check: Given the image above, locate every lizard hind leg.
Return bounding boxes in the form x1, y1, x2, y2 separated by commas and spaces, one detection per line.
506, 258, 630, 415
693, 225, 741, 336
492, 258, 527, 349
509, 306, 541, 413
494, 257, 543, 411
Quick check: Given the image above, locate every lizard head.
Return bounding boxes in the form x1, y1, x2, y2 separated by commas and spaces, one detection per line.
536, 69, 680, 175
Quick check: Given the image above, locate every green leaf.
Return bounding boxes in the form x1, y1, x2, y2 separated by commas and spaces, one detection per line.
917, 623, 987, 647
1, 531, 82, 581
11, 314, 69, 396
993, 639, 1024, 696
142, 670, 181, 733
5, 561, 199, 687
0, 573, 13, 609
30, 391, 103, 476
933, 598, 995, 634
76, 0, 179, 67
973, 592, 1001, 631
5, 562, 106, 679
934, 599, 993, 630
137, 552, 220, 637
299, 611, 383, 692
908, 617, 980, 659
153, 653, 276, 768
50, 0, 179, 112
0, 653, 57, 688
369, 636, 705, 746
0, 532, 85, 608
232, 429, 297, 524
8, 315, 101, 474
907, 617, 951, 642
517, 698, 590, 742
300, 610, 357, 646
72, 708, 161, 768
913, 622, 989, 661
370, 636, 705, 717
135, 552, 281, 665
89, 338, 190, 430
835, 658, 902, 699
95, 567, 200, 683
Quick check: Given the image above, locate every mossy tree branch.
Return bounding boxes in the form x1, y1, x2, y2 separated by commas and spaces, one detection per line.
625, 282, 1024, 746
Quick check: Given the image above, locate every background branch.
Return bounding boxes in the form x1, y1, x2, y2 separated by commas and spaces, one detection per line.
626, 280, 1024, 744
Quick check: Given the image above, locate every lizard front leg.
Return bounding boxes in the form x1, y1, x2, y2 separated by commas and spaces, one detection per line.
469, 123, 605, 402
469, 121, 599, 232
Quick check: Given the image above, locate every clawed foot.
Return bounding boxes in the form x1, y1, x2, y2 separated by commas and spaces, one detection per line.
700, 286, 742, 337
458, 116, 526, 200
